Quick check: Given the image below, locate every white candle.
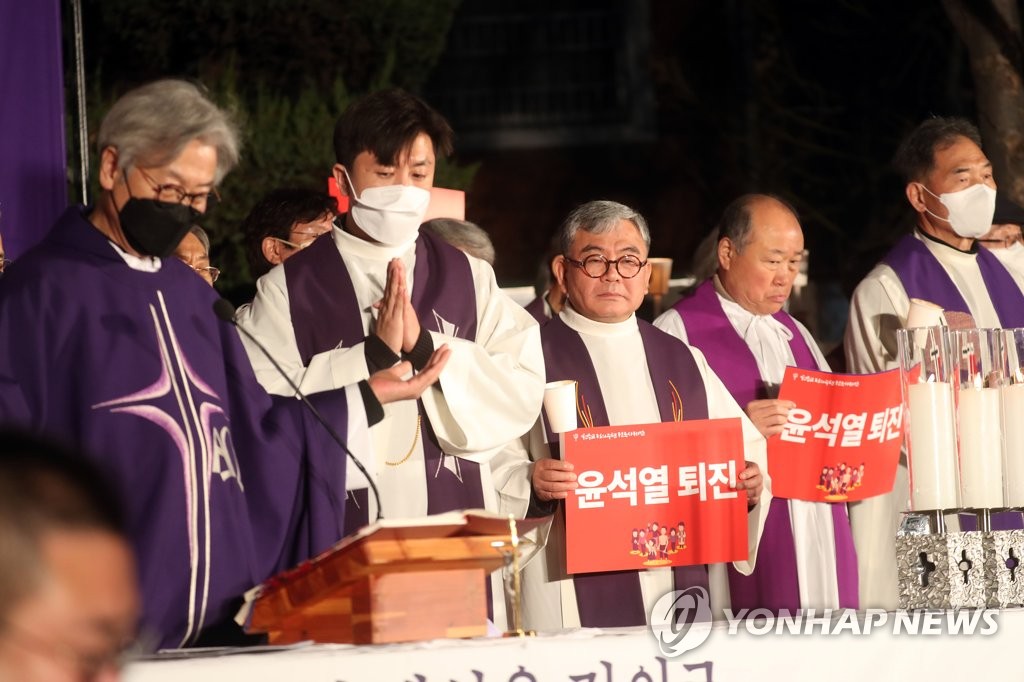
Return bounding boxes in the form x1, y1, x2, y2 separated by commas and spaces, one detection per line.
958, 386, 1004, 508
907, 382, 959, 510
1002, 384, 1024, 506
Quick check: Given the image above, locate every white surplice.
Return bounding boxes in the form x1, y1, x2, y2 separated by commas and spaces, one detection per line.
989, 242, 1024, 294
655, 278, 842, 610
235, 226, 544, 524
516, 306, 771, 632
844, 230, 1003, 610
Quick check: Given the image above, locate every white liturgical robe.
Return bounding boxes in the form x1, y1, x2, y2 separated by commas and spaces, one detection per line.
988, 242, 1024, 293
517, 307, 771, 631
236, 226, 544, 522
845, 230, 1003, 610
655, 279, 843, 609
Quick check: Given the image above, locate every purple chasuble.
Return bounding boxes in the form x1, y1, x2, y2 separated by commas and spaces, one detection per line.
284, 229, 484, 534
0, 207, 351, 649
883, 233, 1024, 328
541, 315, 710, 627
673, 280, 859, 611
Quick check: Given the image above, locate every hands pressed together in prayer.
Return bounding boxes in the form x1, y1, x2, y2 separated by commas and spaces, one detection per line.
532, 458, 764, 508
368, 258, 449, 404
375, 258, 423, 356
746, 399, 796, 439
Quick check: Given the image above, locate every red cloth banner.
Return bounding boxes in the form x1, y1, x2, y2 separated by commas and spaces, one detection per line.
770, 367, 902, 502
563, 419, 748, 575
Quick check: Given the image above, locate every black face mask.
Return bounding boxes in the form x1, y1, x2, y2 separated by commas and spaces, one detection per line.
118, 197, 199, 258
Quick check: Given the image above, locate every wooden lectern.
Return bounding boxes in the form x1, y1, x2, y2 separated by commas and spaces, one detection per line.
246, 511, 542, 645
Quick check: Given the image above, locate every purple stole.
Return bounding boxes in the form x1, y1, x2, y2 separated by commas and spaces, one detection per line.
523, 295, 550, 325
883, 234, 1024, 328
284, 230, 484, 535
541, 315, 711, 627
673, 280, 859, 610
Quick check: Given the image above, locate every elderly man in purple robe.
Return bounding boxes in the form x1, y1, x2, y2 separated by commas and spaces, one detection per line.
656, 194, 858, 614
845, 117, 1024, 610
237, 89, 544, 534
0, 79, 448, 650
512, 200, 769, 631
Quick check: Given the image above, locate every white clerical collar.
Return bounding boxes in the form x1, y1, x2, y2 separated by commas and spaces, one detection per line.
107, 240, 161, 272
915, 229, 978, 267
560, 304, 638, 338
332, 221, 417, 260
712, 274, 793, 342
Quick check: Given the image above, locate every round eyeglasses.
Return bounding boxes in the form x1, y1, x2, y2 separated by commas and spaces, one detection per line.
565, 254, 648, 279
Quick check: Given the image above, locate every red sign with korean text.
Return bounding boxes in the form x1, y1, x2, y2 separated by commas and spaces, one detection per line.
770, 367, 902, 502
563, 419, 748, 575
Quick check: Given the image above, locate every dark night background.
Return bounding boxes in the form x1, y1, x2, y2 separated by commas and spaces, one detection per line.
70, 0, 994, 343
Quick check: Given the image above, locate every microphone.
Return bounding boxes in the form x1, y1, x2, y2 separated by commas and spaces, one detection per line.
213, 298, 383, 522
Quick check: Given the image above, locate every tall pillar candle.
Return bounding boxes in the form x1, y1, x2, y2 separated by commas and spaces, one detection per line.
1002, 383, 1024, 506
958, 386, 1004, 508
907, 381, 959, 510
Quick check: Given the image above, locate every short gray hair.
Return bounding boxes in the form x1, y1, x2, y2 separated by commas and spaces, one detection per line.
716, 193, 798, 252
421, 218, 495, 265
188, 225, 211, 255
559, 200, 650, 255
97, 79, 241, 184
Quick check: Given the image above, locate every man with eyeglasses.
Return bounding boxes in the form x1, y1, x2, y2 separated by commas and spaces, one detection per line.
510, 200, 768, 631
0, 79, 449, 650
174, 225, 220, 286
655, 194, 858, 615
240, 187, 338, 280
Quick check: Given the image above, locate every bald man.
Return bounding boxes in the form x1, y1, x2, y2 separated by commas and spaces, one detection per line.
656, 194, 858, 613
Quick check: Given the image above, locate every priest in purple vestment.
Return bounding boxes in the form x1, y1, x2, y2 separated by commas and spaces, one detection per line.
845, 117, 1024, 610
0, 80, 448, 650
236, 89, 544, 537
656, 193, 859, 613
513, 200, 770, 631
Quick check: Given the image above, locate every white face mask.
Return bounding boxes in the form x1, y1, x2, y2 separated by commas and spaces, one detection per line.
342, 169, 430, 246
920, 183, 997, 239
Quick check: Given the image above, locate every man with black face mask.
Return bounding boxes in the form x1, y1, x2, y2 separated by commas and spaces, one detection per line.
0, 79, 450, 650
845, 116, 1024, 612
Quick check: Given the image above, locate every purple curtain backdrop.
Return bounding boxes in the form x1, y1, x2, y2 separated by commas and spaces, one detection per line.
0, 0, 67, 259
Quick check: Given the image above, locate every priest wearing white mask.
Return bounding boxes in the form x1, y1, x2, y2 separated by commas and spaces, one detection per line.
520, 200, 769, 630
655, 193, 858, 613
844, 116, 1024, 610
237, 89, 544, 533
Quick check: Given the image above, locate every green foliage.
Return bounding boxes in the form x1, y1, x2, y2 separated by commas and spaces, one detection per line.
73, 0, 473, 293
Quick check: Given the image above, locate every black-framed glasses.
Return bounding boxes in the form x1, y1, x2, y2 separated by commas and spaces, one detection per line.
135, 167, 220, 212
566, 254, 648, 279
